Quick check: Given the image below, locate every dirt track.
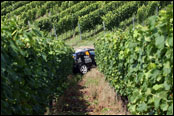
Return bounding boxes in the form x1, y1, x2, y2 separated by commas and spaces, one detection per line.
48, 68, 129, 115
73, 45, 94, 51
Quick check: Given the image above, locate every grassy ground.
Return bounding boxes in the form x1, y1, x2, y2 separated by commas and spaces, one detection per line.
47, 68, 130, 115
65, 30, 105, 48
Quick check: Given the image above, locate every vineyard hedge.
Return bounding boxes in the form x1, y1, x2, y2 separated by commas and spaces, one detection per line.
94, 4, 173, 115
1, 18, 74, 115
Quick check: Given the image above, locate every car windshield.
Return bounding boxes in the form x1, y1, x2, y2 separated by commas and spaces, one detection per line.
89, 51, 95, 56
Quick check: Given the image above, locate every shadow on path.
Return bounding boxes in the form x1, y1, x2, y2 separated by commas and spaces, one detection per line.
52, 81, 92, 115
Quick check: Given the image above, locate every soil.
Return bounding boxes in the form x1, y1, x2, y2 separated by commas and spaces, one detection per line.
48, 69, 130, 115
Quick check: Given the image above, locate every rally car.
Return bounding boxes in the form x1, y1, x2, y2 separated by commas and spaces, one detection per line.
72, 48, 96, 74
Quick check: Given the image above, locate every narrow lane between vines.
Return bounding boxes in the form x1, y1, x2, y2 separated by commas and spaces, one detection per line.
46, 68, 130, 115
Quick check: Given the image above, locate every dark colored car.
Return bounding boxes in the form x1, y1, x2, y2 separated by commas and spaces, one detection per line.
72, 48, 96, 74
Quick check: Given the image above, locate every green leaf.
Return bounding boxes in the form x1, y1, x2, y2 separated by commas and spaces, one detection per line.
137, 102, 147, 112
141, 26, 148, 32
166, 36, 173, 47
153, 84, 164, 91
160, 102, 168, 111
133, 30, 139, 38
32, 29, 42, 37
42, 54, 47, 62
148, 97, 154, 104
145, 88, 151, 95
10, 40, 18, 53
145, 37, 151, 42
154, 96, 161, 109
130, 104, 136, 113
164, 81, 170, 91
164, 61, 170, 69
148, 16, 157, 29
155, 34, 165, 49
159, 91, 168, 100
151, 69, 160, 78
163, 61, 171, 76
148, 63, 156, 70
167, 103, 173, 115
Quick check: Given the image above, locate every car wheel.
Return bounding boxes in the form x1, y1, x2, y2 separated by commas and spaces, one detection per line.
79, 65, 88, 74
